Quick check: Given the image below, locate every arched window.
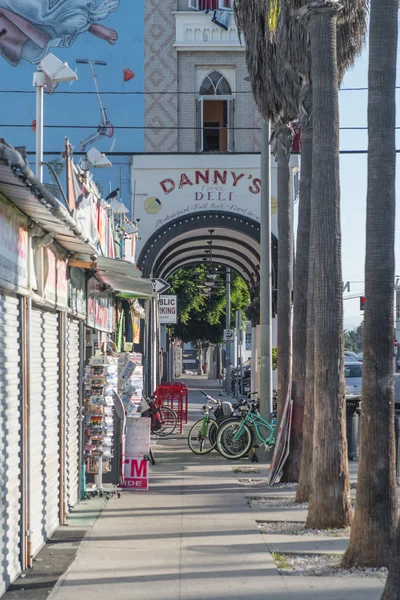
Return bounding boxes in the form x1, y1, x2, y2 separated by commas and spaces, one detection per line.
199, 71, 232, 96
197, 71, 234, 152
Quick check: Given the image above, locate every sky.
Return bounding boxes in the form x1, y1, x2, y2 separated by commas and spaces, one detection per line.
330, 36, 399, 329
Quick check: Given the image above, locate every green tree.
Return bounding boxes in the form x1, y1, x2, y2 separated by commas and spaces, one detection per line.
344, 0, 398, 570
343, 324, 364, 353
168, 266, 250, 344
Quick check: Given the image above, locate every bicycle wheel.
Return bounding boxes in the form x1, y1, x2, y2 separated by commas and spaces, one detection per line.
156, 407, 178, 437
188, 418, 219, 455
217, 421, 253, 460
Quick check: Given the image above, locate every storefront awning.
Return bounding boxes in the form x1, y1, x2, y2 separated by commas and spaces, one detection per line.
94, 256, 155, 299
0, 151, 97, 256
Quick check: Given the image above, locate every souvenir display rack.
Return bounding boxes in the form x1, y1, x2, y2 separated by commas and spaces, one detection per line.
118, 352, 144, 418
84, 354, 118, 496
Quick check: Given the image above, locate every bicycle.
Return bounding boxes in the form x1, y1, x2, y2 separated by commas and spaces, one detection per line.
187, 391, 220, 454
216, 398, 276, 460
143, 397, 178, 437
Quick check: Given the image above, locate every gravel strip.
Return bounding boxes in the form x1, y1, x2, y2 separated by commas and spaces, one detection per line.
238, 479, 270, 487
238, 479, 299, 489
271, 552, 388, 580
258, 521, 350, 537
231, 467, 266, 474
248, 496, 308, 509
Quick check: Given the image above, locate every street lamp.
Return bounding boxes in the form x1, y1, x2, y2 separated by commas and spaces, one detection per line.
33, 53, 78, 182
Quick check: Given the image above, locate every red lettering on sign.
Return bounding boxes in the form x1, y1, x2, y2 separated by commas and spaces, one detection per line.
195, 170, 209, 185
179, 173, 193, 188
160, 178, 175, 194
231, 172, 245, 187
213, 170, 227, 185
249, 178, 261, 194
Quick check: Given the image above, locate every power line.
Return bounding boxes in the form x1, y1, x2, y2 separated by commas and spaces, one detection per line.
0, 86, 399, 96
2, 124, 398, 131
24, 149, 400, 155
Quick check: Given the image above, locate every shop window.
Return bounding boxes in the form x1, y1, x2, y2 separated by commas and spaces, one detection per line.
197, 71, 234, 152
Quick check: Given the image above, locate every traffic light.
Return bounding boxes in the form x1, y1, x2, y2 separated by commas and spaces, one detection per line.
360, 296, 365, 311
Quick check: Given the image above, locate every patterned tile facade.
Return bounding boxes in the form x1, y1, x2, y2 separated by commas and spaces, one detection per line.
145, 1, 261, 153
144, 0, 178, 152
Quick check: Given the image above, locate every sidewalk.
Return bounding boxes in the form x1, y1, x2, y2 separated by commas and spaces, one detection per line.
42, 385, 385, 599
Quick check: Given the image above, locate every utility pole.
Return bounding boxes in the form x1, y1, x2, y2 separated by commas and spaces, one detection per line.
225, 267, 231, 393
259, 120, 273, 420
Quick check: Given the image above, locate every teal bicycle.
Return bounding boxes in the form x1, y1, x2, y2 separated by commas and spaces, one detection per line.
216, 399, 276, 460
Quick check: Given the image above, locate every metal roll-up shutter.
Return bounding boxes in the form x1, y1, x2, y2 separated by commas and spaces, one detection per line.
0, 293, 22, 595
29, 308, 60, 557
65, 319, 80, 510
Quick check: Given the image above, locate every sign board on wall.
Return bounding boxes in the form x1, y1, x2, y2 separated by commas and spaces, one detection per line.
0, 196, 28, 290
132, 154, 285, 256
159, 295, 177, 324
69, 267, 87, 319
87, 277, 114, 332
44, 246, 68, 310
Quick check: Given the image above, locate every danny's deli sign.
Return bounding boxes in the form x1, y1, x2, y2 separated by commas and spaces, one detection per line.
154, 168, 261, 230
132, 155, 278, 255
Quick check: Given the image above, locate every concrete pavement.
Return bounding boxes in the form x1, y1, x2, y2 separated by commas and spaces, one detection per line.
45, 381, 385, 600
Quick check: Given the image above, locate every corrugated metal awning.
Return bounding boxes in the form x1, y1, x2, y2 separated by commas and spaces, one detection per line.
0, 163, 97, 255
94, 256, 155, 299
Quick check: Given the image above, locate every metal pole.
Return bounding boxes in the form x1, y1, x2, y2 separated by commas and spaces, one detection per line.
225, 267, 231, 392
34, 72, 45, 182
259, 120, 273, 421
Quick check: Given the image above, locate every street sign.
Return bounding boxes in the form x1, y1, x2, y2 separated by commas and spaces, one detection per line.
152, 278, 170, 294
223, 329, 235, 342
159, 295, 177, 324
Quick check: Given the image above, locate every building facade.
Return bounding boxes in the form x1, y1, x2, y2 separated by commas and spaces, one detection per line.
144, 0, 260, 154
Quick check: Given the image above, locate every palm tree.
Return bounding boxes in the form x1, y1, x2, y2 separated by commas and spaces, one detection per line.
234, 0, 300, 426
343, 0, 399, 569
276, 0, 366, 509
302, 0, 353, 529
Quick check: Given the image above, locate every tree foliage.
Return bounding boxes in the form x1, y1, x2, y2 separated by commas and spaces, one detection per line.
167, 265, 250, 344
344, 323, 364, 353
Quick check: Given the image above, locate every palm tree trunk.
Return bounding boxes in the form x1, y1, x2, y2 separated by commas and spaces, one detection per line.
283, 93, 313, 483
296, 125, 315, 501
305, 0, 351, 529
343, 0, 398, 570
275, 124, 293, 427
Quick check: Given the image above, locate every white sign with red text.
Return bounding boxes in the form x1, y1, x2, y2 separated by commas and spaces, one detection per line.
121, 457, 149, 491
132, 154, 282, 256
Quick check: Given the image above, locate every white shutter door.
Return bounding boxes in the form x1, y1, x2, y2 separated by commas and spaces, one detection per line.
30, 309, 60, 557
0, 293, 22, 595
65, 319, 80, 510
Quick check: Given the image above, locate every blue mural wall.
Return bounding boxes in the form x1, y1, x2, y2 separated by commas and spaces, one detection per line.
0, 0, 145, 210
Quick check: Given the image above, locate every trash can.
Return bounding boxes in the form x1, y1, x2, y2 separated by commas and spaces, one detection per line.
346, 401, 360, 460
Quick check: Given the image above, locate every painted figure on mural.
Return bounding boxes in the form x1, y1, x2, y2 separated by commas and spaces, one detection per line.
0, 0, 120, 67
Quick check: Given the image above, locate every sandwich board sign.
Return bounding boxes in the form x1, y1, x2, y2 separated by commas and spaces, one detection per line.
159, 295, 177, 324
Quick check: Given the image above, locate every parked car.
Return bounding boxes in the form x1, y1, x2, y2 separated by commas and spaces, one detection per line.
345, 361, 362, 400
344, 351, 360, 362
356, 352, 363, 361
